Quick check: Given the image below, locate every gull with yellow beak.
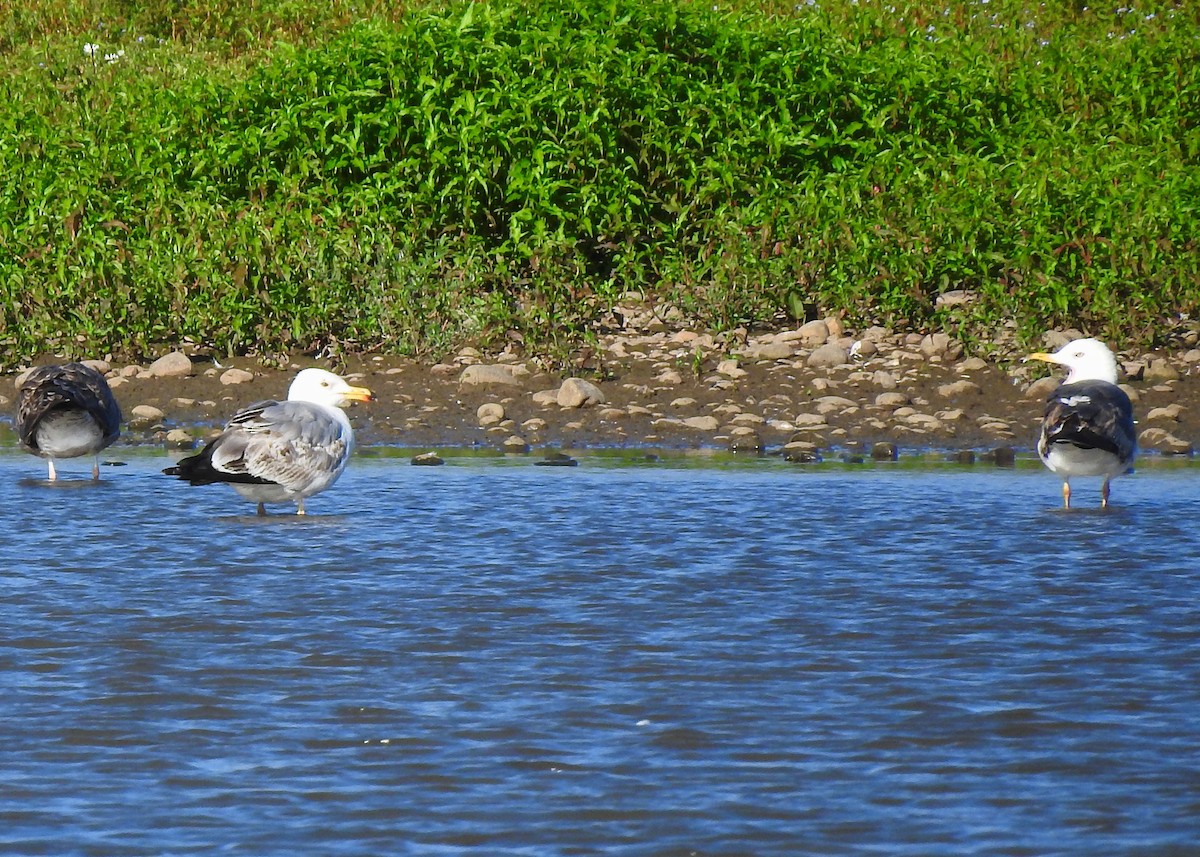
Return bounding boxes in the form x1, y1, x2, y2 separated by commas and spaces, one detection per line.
164, 368, 374, 515
1027, 338, 1136, 509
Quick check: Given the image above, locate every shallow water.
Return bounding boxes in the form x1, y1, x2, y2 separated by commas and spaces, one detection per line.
2, 449, 1198, 855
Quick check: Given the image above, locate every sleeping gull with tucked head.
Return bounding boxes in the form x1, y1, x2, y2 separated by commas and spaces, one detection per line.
16, 362, 122, 481
163, 368, 373, 515
1026, 338, 1136, 509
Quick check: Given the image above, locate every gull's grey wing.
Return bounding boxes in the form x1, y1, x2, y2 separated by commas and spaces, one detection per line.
166, 400, 349, 489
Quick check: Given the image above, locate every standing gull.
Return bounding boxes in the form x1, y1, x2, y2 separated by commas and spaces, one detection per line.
1027, 338, 1136, 508
163, 368, 373, 515
16, 362, 122, 481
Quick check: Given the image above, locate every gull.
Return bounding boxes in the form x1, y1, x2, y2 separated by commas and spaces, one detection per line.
1027, 338, 1136, 508
163, 368, 373, 515
16, 362, 122, 481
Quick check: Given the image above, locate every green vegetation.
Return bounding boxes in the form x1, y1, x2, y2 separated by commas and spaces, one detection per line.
1, 0, 1197, 367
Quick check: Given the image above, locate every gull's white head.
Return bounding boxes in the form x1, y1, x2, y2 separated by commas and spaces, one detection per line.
287, 368, 374, 409
1027, 337, 1120, 385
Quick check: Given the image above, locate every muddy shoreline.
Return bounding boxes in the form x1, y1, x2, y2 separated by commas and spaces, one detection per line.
6, 319, 1199, 460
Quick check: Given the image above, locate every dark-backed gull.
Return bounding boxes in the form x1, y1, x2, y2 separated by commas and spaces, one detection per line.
163, 368, 373, 515
16, 362, 122, 481
1027, 338, 1136, 508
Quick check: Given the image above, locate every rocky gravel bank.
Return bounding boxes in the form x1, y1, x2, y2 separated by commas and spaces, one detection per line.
6, 318, 1200, 461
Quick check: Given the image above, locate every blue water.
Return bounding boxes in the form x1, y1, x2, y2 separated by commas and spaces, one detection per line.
2, 450, 1198, 855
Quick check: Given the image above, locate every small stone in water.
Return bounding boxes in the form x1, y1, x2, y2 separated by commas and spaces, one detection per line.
990, 446, 1017, 467
871, 442, 898, 461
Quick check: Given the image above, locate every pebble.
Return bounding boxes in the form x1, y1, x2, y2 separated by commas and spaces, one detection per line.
145, 351, 193, 378
936, 289, 977, 308
680, 415, 720, 431
731, 413, 765, 425
782, 442, 822, 463
164, 428, 195, 449
716, 359, 746, 379
411, 452, 445, 465
807, 343, 849, 369
871, 442, 899, 461
477, 403, 505, 425
1145, 404, 1182, 423
1145, 359, 1181, 383
791, 413, 827, 428
558, 378, 605, 408
1138, 428, 1193, 455
796, 319, 829, 346
1024, 376, 1059, 399
849, 340, 878, 359
742, 342, 795, 361
460, 364, 522, 386
220, 368, 254, 385
501, 435, 531, 453
937, 379, 982, 399
728, 431, 763, 453
920, 333, 953, 358
954, 357, 989, 373
128, 404, 165, 429
990, 446, 1017, 466
871, 370, 899, 390
874, 392, 909, 409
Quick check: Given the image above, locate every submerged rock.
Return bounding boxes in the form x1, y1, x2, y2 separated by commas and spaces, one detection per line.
164, 429, 195, 450
727, 431, 763, 454
989, 446, 1017, 467
502, 435, 531, 453
871, 442, 899, 461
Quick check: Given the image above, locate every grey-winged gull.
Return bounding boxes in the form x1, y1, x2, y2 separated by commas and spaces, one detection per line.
16, 362, 123, 481
163, 368, 374, 515
1027, 338, 1136, 508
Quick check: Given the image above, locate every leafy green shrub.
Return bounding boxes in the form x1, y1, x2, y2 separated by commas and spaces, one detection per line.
0, 0, 1198, 367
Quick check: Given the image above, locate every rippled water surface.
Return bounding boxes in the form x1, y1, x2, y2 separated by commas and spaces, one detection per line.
2, 449, 1198, 855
